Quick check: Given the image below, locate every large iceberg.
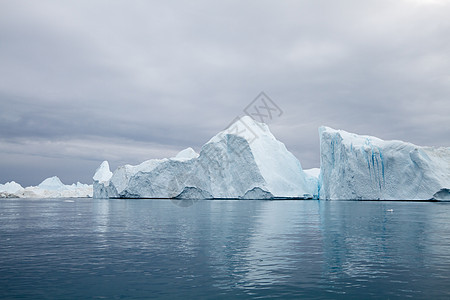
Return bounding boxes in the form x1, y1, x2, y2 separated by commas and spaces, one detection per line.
94, 116, 318, 199
0, 176, 93, 198
0, 181, 24, 198
319, 127, 450, 200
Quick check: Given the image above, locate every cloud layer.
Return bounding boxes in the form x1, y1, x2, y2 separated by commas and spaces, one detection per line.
1, 0, 449, 186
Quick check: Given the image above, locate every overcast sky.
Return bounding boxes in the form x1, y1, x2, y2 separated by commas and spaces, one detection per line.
1, 0, 449, 186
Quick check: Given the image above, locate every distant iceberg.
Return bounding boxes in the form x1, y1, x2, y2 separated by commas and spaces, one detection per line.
0, 176, 93, 198
319, 127, 450, 200
94, 116, 318, 199
0, 181, 24, 198
304, 168, 320, 179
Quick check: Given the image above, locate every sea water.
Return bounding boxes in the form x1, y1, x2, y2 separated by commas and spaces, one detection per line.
1, 198, 450, 299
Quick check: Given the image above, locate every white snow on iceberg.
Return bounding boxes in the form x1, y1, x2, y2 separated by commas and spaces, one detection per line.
93, 161, 113, 183
38, 176, 66, 190
0, 181, 24, 194
94, 116, 318, 199
0, 181, 24, 198
304, 168, 320, 179
0, 176, 93, 198
319, 126, 450, 200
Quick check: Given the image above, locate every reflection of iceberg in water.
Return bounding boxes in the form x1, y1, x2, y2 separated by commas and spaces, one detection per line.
94, 199, 110, 234
203, 200, 265, 291
170, 198, 199, 208
92, 200, 112, 255
233, 201, 323, 288
318, 201, 431, 288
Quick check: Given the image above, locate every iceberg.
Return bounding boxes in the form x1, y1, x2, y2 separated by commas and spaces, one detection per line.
93, 161, 113, 183
319, 127, 450, 200
0, 181, 24, 198
94, 116, 318, 199
303, 168, 320, 199
38, 176, 66, 190
304, 168, 320, 179
239, 187, 274, 200
93, 161, 114, 198
431, 189, 450, 201
0, 176, 93, 198
0, 181, 24, 194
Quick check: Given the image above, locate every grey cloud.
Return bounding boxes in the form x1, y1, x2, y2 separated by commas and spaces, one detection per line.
1, 0, 449, 186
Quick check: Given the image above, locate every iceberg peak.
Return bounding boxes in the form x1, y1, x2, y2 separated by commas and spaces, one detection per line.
0, 181, 24, 194
93, 161, 113, 183
173, 147, 199, 161
208, 115, 274, 145
38, 176, 65, 190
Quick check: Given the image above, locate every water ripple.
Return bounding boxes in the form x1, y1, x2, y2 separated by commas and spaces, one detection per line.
1, 199, 450, 299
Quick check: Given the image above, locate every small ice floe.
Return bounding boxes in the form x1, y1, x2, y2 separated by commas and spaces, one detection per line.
64, 199, 75, 203
386, 209, 394, 212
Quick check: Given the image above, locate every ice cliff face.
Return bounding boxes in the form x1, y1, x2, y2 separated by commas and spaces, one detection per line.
319, 127, 450, 200
93, 161, 113, 198
94, 116, 318, 199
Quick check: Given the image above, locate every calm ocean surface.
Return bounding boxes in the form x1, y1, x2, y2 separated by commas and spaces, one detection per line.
1, 198, 450, 299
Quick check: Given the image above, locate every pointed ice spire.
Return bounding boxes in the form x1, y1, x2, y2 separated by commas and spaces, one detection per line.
93, 161, 113, 183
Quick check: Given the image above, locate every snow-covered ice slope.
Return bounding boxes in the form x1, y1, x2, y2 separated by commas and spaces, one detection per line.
199, 116, 316, 198
94, 116, 317, 199
0, 176, 93, 198
0, 181, 24, 198
93, 149, 199, 198
319, 127, 450, 200
0, 181, 24, 194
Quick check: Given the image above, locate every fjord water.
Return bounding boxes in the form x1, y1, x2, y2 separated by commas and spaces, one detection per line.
1, 199, 450, 299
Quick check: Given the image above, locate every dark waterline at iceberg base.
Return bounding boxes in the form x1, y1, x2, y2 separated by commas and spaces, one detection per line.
1, 199, 450, 299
